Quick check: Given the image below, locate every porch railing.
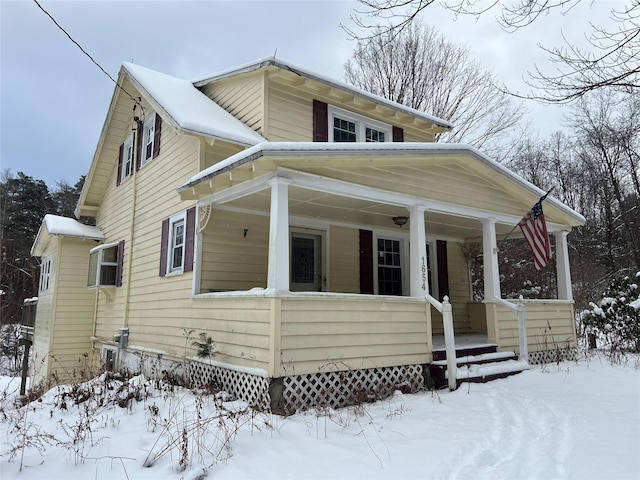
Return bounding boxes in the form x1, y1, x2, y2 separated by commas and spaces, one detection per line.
494, 296, 528, 363
426, 293, 457, 390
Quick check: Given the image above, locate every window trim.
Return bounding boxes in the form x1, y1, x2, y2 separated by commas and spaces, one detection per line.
165, 212, 187, 276
39, 255, 52, 295
88, 242, 121, 288
120, 133, 134, 181
373, 234, 408, 296
328, 105, 391, 143
141, 115, 156, 166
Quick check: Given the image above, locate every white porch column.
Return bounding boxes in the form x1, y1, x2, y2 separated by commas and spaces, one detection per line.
482, 219, 501, 300
267, 178, 290, 291
409, 206, 428, 297
554, 231, 573, 301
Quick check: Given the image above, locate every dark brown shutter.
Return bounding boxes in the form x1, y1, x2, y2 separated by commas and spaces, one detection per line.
116, 144, 124, 186
135, 124, 143, 171
436, 240, 449, 301
116, 240, 125, 287
153, 113, 162, 159
312, 100, 328, 142
392, 126, 404, 142
184, 207, 196, 273
359, 229, 374, 294
159, 218, 169, 277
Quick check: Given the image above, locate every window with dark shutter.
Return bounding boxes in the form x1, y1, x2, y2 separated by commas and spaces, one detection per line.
184, 207, 196, 272
392, 126, 404, 142
135, 124, 143, 171
159, 218, 169, 277
313, 100, 328, 142
153, 114, 162, 159
436, 240, 449, 301
116, 240, 125, 287
116, 143, 124, 186
359, 229, 374, 294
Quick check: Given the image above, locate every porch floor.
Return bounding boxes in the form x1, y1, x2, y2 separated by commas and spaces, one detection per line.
432, 333, 493, 351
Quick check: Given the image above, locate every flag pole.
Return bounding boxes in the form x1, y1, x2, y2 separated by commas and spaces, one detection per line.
498, 187, 554, 246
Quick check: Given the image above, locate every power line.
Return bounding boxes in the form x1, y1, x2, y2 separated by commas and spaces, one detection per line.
32, 0, 144, 113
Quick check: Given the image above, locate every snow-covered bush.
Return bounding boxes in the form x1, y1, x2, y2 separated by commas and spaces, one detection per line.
580, 272, 640, 352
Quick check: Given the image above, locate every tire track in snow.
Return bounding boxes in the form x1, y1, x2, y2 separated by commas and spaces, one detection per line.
432, 386, 572, 479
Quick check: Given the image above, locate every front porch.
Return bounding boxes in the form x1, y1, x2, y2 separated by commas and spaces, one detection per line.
174, 144, 583, 409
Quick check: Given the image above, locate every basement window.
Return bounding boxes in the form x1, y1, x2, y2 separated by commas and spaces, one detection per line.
88, 241, 123, 288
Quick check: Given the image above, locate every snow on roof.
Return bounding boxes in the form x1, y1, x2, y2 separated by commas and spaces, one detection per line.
193, 57, 453, 130
43, 214, 104, 240
122, 62, 265, 146
178, 141, 586, 225
31, 215, 104, 256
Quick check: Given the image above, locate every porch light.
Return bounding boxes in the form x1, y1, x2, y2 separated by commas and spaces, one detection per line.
392, 216, 408, 227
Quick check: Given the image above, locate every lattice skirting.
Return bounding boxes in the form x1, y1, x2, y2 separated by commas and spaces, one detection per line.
188, 360, 271, 411
119, 353, 423, 414
280, 364, 424, 414
528, 347, 578, 365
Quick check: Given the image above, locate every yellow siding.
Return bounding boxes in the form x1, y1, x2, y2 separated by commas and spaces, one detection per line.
492, 301, 576, 353
130, 297, 273, 371
200, 74, 265, 136
267, 82, 313, 141
93, 97, 202, 348
47, 238, 97, 383
329, 226, 359, 293
279, 297, 431, 375
265, 80, 436, 143
204, 141, 244, 170
200, 209, 269, 292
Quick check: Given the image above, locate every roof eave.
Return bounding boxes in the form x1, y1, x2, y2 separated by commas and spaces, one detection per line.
178, 143, 585, 227
194, 58, 453, 131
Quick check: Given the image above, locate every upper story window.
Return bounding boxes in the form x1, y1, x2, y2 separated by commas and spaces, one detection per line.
329, 106, 391, 143
39, 256, 52, 295
142, 116, 156, 165
121, 134, 134, 181
88, 241, 124, 288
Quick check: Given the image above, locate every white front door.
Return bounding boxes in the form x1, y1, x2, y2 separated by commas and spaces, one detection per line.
290, 229, 324, 292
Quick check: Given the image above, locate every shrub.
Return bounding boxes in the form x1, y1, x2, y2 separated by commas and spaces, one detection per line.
580, 272, 640, 352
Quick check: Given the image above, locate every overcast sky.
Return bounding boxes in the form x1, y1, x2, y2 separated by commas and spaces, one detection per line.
0, 0, 625, 189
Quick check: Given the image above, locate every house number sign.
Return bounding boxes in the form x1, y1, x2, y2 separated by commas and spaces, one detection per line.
421, 256, 427, 291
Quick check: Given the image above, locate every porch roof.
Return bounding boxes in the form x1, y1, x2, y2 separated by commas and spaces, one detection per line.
178, 142, 586, 231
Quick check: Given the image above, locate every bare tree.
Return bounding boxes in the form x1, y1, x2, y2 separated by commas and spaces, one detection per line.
344, 23, 526, 158
346, 0, 640, 103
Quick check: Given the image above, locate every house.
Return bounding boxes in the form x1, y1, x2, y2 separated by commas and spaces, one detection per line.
30, 58, 585, 412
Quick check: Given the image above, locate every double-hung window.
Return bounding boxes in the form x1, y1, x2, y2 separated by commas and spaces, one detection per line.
88, 242, 123, 288
39, 256, 52, 295
377, 237, 403, 295
142, 116, 155, 165
329, 106, 390, 143
168, 213, 186, 274
120, 134, 134, 181
160, 207, 195, 277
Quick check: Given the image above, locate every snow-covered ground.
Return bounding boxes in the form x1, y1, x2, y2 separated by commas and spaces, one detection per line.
1, 353, 639, 480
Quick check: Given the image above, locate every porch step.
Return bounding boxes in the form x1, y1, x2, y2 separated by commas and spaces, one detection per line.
432, 344, 498, 362
429, 344, 529, 388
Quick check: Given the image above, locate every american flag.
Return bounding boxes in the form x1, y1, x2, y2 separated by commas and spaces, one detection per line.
518, 198, 551, 271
